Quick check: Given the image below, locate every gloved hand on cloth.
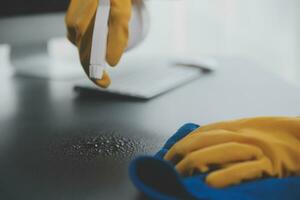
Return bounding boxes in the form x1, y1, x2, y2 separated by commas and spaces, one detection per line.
65, 0, 131, 88
129, 117, 300, 200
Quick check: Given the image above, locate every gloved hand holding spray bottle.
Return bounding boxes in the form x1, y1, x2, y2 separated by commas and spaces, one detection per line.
65, 0, 149, 88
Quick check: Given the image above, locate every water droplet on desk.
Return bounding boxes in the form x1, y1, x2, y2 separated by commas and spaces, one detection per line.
48, 131, 147, 162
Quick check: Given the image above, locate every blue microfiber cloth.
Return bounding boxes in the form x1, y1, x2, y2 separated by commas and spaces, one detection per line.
129, 123, 300, 200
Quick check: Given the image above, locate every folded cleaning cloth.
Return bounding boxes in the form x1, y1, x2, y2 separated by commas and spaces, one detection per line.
129, 123, 300, 200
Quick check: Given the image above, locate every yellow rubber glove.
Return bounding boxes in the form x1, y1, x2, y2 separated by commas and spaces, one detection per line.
65, 0, 132, 88
164, 117, 300, 188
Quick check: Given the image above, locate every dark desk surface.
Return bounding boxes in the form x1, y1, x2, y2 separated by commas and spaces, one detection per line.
1, 58, 300, 200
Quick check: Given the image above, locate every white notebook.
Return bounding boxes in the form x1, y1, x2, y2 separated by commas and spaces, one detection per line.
75, 56, 215, 99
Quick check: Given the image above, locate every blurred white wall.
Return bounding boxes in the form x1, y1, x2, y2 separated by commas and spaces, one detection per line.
140, 0, 300, 85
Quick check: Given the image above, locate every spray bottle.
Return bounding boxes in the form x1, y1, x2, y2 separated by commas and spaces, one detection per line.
89, 0, 149, 80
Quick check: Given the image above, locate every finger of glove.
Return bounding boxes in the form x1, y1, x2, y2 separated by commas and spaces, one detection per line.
106, 0, 132, 66
65, 0, 98, 45
190, 117, 300, 134
164, 129, 248, 163
93, 70, 111, 88
78, 13, 95, 75
206, 157, 274, 188
65, 0, 77, 45
175, 142, 264, 176
183, 119, 246, 138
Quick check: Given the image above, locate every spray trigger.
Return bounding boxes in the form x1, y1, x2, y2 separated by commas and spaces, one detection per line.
89, 0, 111, 80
